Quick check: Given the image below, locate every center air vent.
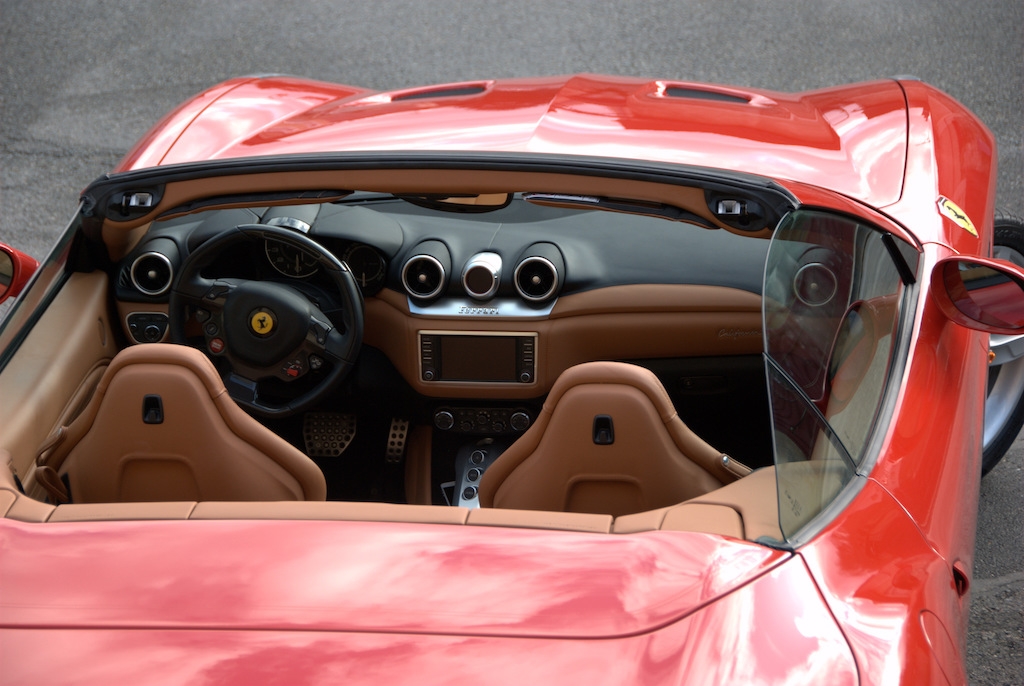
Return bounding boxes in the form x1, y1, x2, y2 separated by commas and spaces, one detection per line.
462, 252, 502, 300
402, 240, 452, 301
130, 251, 174, 296
514, 243, 565, 303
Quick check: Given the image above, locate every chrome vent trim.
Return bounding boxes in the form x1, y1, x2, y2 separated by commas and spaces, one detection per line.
514, 256, 559, 302
130, 252, 174, 296
793, 263, 838, 307
408, 297, 555, 318
402, 254, 446, 300
462, 252, 502, 300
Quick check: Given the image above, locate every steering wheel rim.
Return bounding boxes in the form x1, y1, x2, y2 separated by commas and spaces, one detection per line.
169, 223, 363, 418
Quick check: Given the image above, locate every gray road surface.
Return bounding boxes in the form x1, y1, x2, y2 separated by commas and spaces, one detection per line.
1, 2, 1021, 683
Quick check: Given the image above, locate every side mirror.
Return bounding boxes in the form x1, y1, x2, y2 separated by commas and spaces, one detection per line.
0, 243, 39, 304
932, 256, 1024, 334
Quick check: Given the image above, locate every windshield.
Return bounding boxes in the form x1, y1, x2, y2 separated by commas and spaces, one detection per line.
763, 210, 914, 540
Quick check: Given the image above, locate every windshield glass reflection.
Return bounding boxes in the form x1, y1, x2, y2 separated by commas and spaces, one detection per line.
763, 210, 913, 539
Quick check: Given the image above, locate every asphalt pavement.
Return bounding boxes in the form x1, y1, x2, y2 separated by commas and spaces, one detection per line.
1, 2, 1021, 683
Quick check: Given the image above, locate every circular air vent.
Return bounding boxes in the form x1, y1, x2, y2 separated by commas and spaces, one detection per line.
130, 252, 174, 296
793, 263, 838, 307
402, 255, 446, 300
462, 253, 502, 300
515, 256, 559, 302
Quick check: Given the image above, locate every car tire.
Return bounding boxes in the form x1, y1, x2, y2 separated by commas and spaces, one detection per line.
983, 209, 1024, 474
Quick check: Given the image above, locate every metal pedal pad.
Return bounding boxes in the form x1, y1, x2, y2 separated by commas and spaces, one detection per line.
386, 418, 410, 463
303, 413, 357, 458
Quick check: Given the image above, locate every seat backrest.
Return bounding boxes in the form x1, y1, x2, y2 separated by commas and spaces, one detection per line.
44, 344, 326, 503
479, 362, 736, 516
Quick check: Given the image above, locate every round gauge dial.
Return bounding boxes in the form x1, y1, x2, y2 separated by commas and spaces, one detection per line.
343, 243, 386, 293
265, 239, 319, 278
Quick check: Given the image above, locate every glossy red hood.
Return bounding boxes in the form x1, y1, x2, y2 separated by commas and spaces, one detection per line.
118, 74, 910, 207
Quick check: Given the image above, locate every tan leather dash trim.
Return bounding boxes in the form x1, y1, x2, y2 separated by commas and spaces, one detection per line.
47, 501, 198, 522
190, 500, 470, 524
99, 168, 776, 249
364, 285, 762, 399
468, 507, 613, 533
0, 272, 118, 480
550, 284, 762, 317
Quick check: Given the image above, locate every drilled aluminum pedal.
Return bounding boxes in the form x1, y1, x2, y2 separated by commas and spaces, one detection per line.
303, 413, 357, 458
386, 418, 410, 463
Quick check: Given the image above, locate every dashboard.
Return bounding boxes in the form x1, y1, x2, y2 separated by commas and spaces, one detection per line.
114, 193, 769, 400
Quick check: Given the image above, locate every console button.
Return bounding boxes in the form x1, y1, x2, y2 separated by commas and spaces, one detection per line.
510, 411, 531, 432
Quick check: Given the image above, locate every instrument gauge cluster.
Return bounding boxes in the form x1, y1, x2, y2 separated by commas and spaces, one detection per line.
265, 238, 319, 278
342, 243, 387, 295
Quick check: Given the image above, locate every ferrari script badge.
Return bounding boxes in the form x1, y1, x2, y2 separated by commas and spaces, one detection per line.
250, 310, 276, 336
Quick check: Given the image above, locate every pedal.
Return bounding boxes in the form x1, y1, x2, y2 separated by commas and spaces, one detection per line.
303, 413, 357, 458
385, 418, 410, 463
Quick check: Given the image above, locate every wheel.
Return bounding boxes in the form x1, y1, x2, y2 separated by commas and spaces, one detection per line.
983, 209, 1024, 474
169, 224, 363, 418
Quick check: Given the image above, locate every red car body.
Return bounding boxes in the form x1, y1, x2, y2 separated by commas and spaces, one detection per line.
0, 74, 1011, 685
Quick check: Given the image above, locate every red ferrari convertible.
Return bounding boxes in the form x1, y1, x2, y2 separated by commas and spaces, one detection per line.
0, 74, 1020, 684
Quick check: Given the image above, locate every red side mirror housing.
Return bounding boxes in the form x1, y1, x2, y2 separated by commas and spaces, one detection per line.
932, 256, 1024, 334
0, 242, 39, 303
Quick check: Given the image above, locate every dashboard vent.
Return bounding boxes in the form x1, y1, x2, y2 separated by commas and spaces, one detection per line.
793, 263, 838, 307
402, 241, 453, 301
402, 256, 445, 299
130, 252, 174, 296
514, 243, 565, 303
462, 253, 502, 300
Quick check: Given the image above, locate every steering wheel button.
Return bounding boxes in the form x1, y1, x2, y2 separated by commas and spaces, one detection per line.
283, 357, 306, 378
204, 322, 219, 336
194, 308, 211, 323
309, 355, 324, 371
209, 338, 225, 354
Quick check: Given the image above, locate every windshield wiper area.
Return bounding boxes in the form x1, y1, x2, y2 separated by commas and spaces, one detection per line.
523, 193, 715, 228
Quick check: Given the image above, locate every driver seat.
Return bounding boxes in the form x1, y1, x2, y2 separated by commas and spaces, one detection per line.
33, 344, 326, 503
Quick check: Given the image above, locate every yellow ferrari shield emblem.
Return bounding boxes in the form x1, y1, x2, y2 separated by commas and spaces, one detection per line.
250, 310, 275, 335
938, 196, 978, 237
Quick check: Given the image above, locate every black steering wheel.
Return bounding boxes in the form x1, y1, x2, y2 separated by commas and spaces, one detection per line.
169, 223, 363, 418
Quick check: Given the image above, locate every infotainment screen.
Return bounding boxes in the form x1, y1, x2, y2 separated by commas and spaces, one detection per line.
440, 335, 517, 381
420, 332, 535, 383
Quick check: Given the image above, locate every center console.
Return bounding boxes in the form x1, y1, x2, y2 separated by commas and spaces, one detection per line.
430, 404, 534, 508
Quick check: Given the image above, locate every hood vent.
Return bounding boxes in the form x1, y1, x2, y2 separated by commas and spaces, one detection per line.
393, 85, 487, 102
664, 86, 750, 104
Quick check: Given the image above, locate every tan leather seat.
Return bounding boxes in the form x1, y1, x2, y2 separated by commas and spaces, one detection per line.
478, 361, 747, 517
35, 344, 326, 503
